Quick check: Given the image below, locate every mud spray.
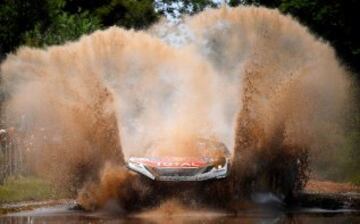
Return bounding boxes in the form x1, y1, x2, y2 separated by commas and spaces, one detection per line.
0, 6, 351, 213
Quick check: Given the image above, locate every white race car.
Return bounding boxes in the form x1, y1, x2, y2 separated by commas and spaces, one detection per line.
126, 138, 230, 181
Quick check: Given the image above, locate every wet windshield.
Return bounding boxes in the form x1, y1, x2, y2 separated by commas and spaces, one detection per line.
144, 138, 229, 158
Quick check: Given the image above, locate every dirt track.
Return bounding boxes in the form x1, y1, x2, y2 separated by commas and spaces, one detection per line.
1, 180, 360, 216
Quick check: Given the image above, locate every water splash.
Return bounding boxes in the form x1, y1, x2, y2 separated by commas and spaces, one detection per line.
0, 6, 352, 211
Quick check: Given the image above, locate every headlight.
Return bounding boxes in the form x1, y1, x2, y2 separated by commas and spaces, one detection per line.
217, 164, 223, 169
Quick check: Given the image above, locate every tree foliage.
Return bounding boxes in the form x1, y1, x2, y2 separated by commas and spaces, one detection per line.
0, 0, 48, 55
0, 0, 159, 53
23, 8, 102, 47
64, 0, 158, 29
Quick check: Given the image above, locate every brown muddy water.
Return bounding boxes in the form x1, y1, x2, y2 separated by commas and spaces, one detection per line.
0, 5, 355, 214
1, 204, 360, 224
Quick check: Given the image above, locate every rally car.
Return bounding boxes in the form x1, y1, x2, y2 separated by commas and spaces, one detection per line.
126, 138, 230, 181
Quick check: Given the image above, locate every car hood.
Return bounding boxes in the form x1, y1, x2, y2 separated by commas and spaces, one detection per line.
127, 157, 216, 168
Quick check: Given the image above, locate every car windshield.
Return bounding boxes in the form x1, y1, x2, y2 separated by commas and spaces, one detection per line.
144, 138, 229, 158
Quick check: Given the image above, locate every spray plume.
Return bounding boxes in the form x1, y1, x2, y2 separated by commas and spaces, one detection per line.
0, 6, 352, 211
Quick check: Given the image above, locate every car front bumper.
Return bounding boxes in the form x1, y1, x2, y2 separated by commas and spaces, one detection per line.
126, 159, 229, 181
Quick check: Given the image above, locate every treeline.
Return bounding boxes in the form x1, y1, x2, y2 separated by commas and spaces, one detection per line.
0, 0, 158, 56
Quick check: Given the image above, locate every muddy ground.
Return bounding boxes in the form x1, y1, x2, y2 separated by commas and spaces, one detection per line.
1, 180, 359, 215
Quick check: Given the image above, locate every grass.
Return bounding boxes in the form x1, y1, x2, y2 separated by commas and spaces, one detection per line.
0, 176, 62, 203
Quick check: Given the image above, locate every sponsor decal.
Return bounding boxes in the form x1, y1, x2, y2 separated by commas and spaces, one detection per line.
129, 157, 209, 168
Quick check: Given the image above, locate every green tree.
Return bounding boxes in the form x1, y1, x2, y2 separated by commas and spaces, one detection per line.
64, 0, 159, 29
23, 6, 102, 47
1, 0, 159, 55
0, 0, 48, 55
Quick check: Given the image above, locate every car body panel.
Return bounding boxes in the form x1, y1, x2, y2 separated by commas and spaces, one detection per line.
126, 139, 230, 182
